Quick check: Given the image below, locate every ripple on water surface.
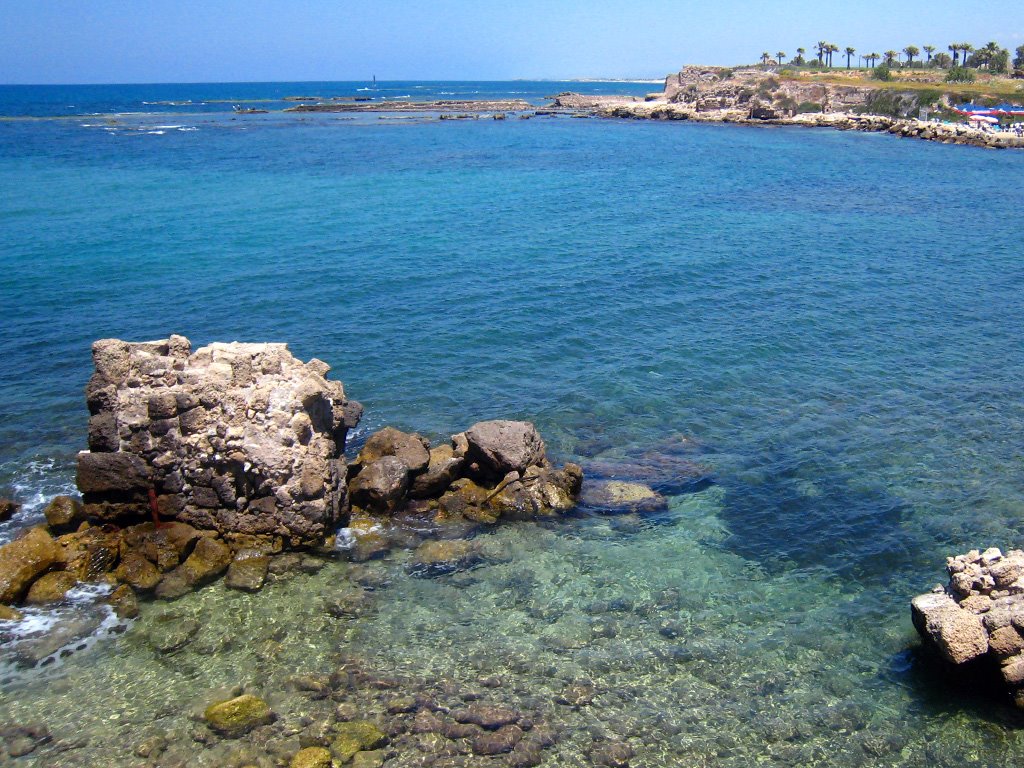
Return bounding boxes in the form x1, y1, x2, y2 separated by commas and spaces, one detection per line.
0, 106, 1023, 765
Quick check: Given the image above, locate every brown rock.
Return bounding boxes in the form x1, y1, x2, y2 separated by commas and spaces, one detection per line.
465, 420, 546, 479
911, 592, 988, 664
76, 451, 151, 495
225, 554, 270, 592
452, 704, 520, 730
0, 527, 60, 604
107, 584, 140, 618
592, 740, 634, 767
357, 427, 431, 475
580, 480, 666, 514
43, 496, 86, 534
0, 604, 23, 621
409, 445, 465, 499
57, 526, 121, 581
0, 498, 21, 522
155, 536, 231, 598
349, 456, 410, 513
472, 725, 523, 755
24, 571, 78, 604
115, 550, 162, 591
437, 478, 493, 523
409, 539, 481, 577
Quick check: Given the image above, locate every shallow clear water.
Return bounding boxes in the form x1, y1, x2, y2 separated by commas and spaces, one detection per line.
1, 83, 1023, 766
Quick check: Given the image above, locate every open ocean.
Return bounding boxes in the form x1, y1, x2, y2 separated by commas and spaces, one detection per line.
1, 80, 1024, 767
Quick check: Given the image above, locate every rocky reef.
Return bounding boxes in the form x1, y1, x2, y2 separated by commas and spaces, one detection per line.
912, 547, 1024, 707
550, 65, 1024, 150
0, 336, 588, 617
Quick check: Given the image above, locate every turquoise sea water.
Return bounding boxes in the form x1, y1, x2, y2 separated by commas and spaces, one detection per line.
1, 82, 1024, 766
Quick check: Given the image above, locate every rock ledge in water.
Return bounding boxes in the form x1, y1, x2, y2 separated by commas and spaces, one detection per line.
912, 547, 1024, 706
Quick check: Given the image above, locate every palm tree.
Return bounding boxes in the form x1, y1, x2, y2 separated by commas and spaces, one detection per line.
904, 45, 920, 68
866, 52, 880, 68
827, 43, 840, 68
948, 43, 959, 66
816, 41, 828, 66
982, 41, 1000, 69
777, 51, 787, 67
796, 47, 806, 65
961, 43, 974, 66
923, 45, 935, 64
761, 52, 771, 68
845, 46, 856, 68
884, 50, 898, 67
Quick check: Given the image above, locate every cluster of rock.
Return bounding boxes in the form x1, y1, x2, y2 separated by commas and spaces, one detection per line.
0, 336, 589, 618
341, 421, 583, 562
549, 65, 1024, 151
912, 547, 1024, 707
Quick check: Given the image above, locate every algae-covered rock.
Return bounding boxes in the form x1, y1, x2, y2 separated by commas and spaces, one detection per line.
352, 750, 386, 768
438, 478, 495, 523
0, 527, 60, 604
409, 539, 481, 577
56, 525, 121, 581
330, 720, 387, 763
115, 550, 162, 591
43, 496, 85, 534
0, 604, 24, 621
344, 512, 391, 562
25, 571, 78, 604
580, 480, 667, 514
204, 693, 273, 737
225, 554, 270, 592
290, 746, 332, 768
155, 536, 231, 599
107, 584, 140, 619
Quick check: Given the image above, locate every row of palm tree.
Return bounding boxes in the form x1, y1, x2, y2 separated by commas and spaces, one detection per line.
760, 40, 1012, 72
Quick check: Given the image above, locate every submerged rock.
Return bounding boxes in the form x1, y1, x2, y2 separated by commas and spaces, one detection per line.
580, 480, 667, 514
408, 539, 481, 577
330, 720, 386, 762
204, 693, 274, 737
0, 527, 60, 604
225, 553, 270, 592
290, 746, 332, 768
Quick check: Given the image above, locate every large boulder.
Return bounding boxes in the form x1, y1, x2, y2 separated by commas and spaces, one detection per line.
464, 421, 546, 479
0, 528, 60, 604
911, 592, 988, 664
76, 336, 360, 547
43, 496, 86, 534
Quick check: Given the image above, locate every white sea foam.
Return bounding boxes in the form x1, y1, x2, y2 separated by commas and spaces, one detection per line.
146, 130, 166, 135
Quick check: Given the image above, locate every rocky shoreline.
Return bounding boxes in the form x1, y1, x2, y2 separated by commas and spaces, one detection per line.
547, 64, 1024, 150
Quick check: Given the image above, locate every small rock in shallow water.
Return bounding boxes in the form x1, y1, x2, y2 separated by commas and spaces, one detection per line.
591, 740, 635, 767
290, 746, 332, 768
225, 554, 270, 592
204, 694, 274, 737
330, 720, 387, 763
0, 498, 21, 521
147, 613, 200, 654
452, 703, 520, 730
472, 724, 523, 755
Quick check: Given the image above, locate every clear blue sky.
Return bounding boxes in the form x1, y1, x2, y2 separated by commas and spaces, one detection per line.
1, 0, 1021, 84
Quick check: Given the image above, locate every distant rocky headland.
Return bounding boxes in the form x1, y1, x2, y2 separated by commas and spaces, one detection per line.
549, 65, 1024, 149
